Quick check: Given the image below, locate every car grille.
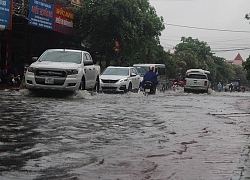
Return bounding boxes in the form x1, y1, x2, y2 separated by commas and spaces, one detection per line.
34, 69, 67, 85
102, 87, 117, 91
101, 79, 118, 83
35, 69, 67, 77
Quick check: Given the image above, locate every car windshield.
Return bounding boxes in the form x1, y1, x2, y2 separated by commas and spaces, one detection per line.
39, 51, 82, 64
187, 74, 207, 79
134, 66, 148, 76
232, 82, 239, 86
102, 68, 129, 76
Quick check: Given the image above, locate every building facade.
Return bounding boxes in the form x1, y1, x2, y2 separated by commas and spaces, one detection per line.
0, 0, 78, 82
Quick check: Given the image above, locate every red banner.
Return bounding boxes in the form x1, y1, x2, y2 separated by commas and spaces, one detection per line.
54, 5, 74, 35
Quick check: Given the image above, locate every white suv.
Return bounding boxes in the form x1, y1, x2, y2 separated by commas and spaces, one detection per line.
25, 49, 100, 92
184, 73, 210, 93
100, 66, 141, 92
184, 69, 211, 93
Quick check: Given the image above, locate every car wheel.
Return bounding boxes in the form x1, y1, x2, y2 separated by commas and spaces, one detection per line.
27, 88, 33, 92
94, 77, 100, 92
161, 84, 166, 92
127, 83, 132, 92
79, 77, 86, 90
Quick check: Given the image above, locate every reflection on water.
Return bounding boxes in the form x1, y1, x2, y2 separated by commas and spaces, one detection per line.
0, 90, 162, 179
1, 89, 250, 179
0, 93, 43, 173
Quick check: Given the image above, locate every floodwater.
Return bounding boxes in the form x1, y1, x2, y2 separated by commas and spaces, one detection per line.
1, 88, 250, 180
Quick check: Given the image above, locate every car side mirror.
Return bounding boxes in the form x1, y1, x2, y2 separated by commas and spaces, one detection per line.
32, 57, 38, 62
84, 60, 94, 66
131, 73, 136, 77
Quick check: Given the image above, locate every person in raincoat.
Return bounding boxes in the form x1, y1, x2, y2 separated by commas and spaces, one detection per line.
141, 66, 158, 93
217, 82, 222, 92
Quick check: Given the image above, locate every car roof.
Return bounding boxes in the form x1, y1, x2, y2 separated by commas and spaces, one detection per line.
45, 49, 89, 53
107, 66, 133, 68
133, 64, 165, 67
186, 69, 210, 74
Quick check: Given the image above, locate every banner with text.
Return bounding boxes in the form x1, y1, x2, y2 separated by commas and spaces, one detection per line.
54, 5, 74, 35
28, 0, 74, 35
28, 0, 54, 30
0, 0, 13, 30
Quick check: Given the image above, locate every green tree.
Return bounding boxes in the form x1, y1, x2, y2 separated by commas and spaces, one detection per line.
243, 55, 250, 81
212, 56, 234, 85
172, 37, 244, 88
244, 14, 250, 81
173, 37, 213, 78
73, 0, 165, 67
175, 37, 213, 69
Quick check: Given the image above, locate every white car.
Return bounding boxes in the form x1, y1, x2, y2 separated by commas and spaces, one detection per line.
184, 69, 211, 93
25, 49, 100, 92
100, 66, 141, 92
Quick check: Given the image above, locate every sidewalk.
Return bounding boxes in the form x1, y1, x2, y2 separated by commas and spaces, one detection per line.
0, 83, 24, 90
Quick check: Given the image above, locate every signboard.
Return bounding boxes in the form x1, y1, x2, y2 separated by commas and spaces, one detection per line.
54, 5, 74, 34
0, 0, 13, 30
28, 0, 54, 30
28, 0, 74, 35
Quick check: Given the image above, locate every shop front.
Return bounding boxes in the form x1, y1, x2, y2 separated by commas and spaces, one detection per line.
0, 0, 75, 84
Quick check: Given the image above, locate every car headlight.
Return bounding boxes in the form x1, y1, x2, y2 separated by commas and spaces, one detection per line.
27, 67, 37, 73
119, 78, 128, 82
66, 69, 78, 75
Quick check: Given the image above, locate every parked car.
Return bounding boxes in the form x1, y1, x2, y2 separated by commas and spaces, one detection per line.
100, 66, 141, 93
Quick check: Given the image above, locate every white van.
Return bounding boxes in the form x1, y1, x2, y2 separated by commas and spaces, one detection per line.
133, 64, 167, 91
184, 69, 211, 93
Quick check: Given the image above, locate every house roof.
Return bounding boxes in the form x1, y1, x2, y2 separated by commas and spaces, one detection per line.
234, 53, 243, 61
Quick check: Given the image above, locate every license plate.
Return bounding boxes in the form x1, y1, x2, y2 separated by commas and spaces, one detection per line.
145, 89, 150, 92
102, 83, 113, 87
45, 77, 54, 84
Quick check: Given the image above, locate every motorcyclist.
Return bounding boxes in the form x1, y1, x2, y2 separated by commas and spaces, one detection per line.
229, 83, 234, 92
173, 78, 179, 90
217, 82, 222, 92
141, 66, 158, 93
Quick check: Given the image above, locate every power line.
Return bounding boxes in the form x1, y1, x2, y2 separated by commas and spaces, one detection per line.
212, 47, 250, 52
165, 23, 250, 33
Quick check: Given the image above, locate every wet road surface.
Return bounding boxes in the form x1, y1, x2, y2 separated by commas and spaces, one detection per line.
1, 88, 250, 180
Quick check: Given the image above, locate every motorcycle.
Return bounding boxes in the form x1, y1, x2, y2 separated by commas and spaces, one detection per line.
9, 74, 21, 86
229, 86, 233, 92
143, 81, 156, 96
172, 82, 178, 91
241, 86, 246, 92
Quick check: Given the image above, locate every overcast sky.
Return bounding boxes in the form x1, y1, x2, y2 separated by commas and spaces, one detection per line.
149, 0, 250, 61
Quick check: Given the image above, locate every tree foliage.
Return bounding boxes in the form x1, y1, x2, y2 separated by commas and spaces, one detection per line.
244, 14, 250, 82
67, 1, 249, 87
172, 37, 249, 87
72, 0, 164, 68
244, 55, 250, 80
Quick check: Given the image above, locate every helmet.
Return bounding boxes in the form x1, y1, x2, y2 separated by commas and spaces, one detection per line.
149, 66, 154, 71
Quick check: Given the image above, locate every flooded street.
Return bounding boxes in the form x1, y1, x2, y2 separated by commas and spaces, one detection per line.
1, 88, 250, 180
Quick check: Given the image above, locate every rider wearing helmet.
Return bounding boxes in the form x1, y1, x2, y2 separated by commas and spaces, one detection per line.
229, 82, 234, 92
141, 66, 158, 93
